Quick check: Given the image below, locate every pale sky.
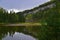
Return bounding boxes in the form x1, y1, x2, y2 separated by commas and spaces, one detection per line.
0, 0, 50, 12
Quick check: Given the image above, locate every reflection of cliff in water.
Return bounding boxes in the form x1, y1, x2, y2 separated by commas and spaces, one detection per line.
0, 26, 36, 40
2, 32, 36, 40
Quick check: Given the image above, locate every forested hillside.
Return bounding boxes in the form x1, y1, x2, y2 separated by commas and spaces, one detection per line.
0, 1, 56, 24
0, 0, 60, 26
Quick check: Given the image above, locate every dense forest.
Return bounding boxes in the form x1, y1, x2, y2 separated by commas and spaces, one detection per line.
0, 8, 25, 23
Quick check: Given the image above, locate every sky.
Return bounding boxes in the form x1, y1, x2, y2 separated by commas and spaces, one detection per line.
0, 0, 50, 12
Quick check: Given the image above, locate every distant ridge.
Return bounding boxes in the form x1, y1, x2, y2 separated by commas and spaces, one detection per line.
20, 1, 56, 16
6, 0, 51, 13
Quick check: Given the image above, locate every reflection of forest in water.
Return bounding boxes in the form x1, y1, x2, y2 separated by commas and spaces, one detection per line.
0, 26, 24, 40
0, 26, 59, 40
0, 26, 36, 40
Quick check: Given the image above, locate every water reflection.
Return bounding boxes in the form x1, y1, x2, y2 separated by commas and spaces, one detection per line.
2, 32, 36, 40
0, 26, 36, 40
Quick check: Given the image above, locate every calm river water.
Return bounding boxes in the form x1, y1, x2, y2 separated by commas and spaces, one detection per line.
0, 26, 37, 40
0, 26, 57, 40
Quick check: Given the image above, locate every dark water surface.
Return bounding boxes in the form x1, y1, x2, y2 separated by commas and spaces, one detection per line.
0, 26, 37, 40
0, 26, 58, 40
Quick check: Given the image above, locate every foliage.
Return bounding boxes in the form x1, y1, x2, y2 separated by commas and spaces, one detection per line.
0, 8, 25, 23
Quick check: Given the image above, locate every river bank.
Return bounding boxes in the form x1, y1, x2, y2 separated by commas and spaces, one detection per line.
0, 23, 42, 26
